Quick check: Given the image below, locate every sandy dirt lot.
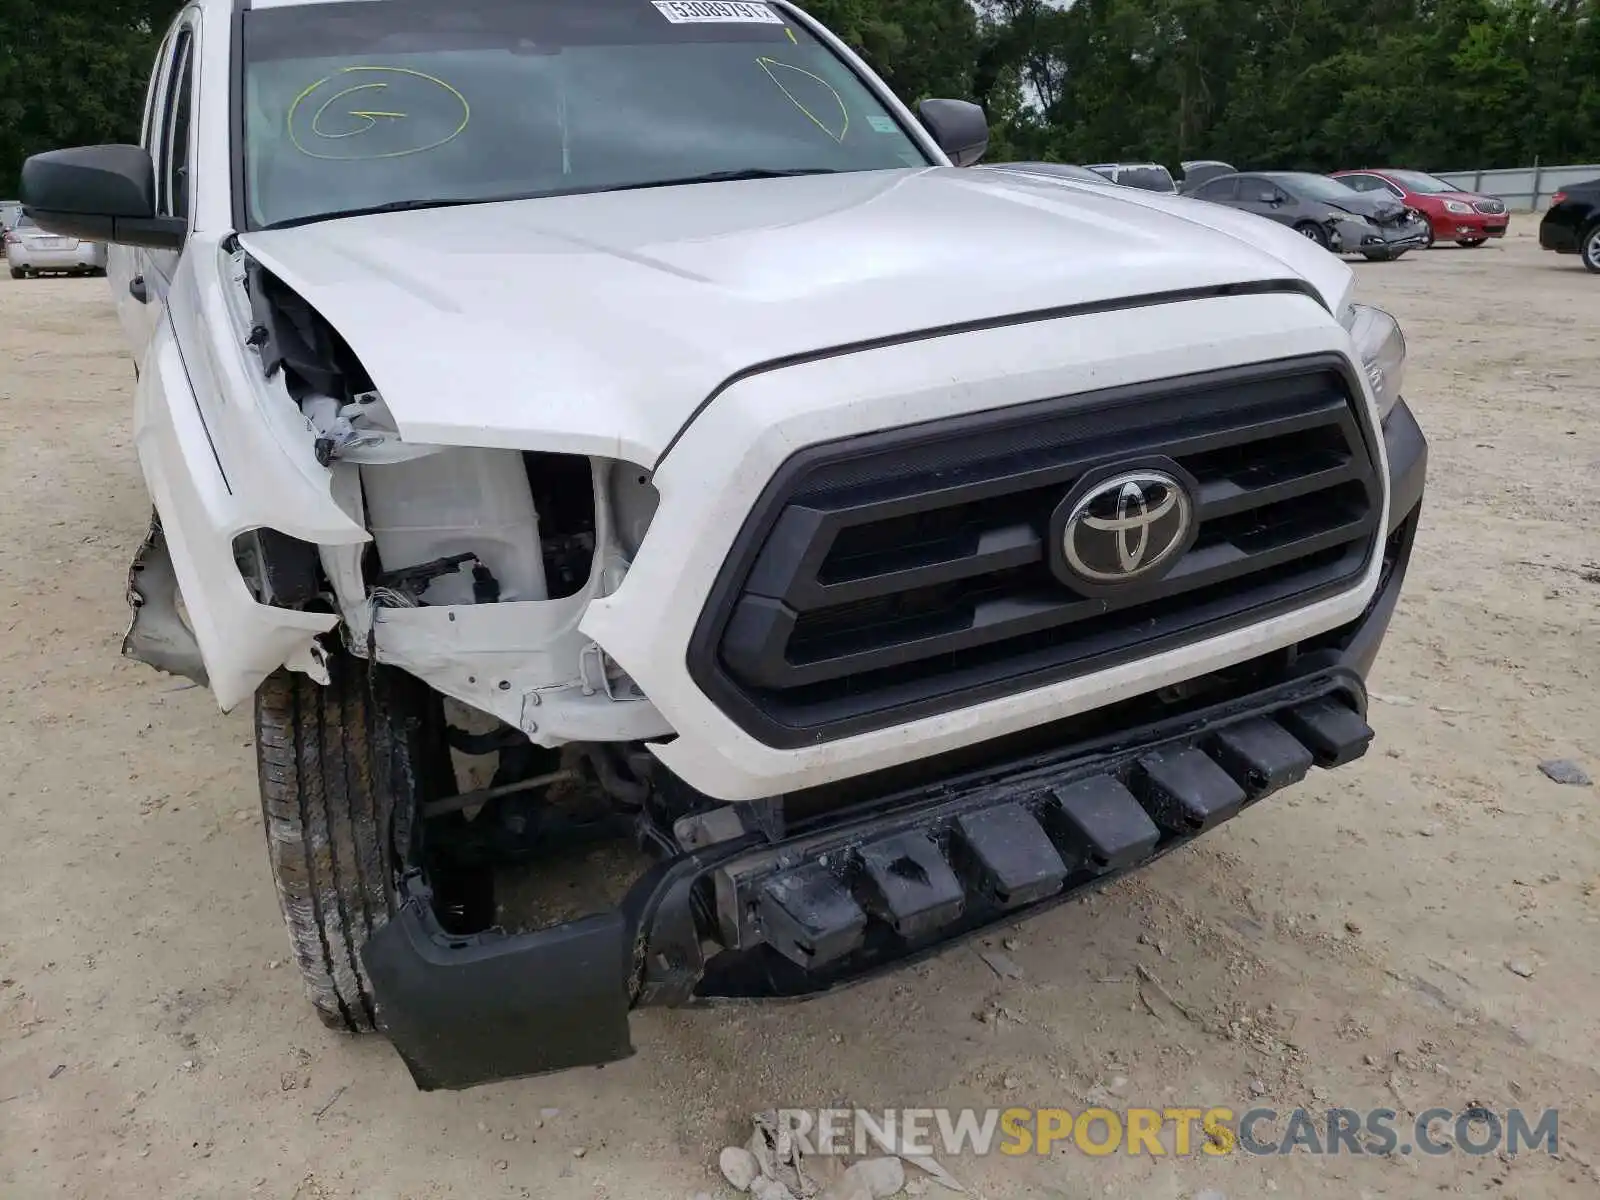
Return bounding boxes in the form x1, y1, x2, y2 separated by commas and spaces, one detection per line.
2, 220, 1598, 1200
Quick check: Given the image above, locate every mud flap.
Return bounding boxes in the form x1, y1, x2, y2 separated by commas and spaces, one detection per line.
362, 884, 636, 1091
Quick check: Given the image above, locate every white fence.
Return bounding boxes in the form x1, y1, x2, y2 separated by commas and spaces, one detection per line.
1432, 163, 1600, 211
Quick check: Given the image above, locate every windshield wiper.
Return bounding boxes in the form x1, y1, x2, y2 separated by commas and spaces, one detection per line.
590, 167, 842, 195
258, 196, 492, 231
254, 169, 843, 231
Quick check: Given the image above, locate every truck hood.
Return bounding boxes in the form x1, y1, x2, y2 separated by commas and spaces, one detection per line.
237, 166, 1347, 467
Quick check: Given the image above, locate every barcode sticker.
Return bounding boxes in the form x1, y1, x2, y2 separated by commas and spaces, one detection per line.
652, 1, 785, 24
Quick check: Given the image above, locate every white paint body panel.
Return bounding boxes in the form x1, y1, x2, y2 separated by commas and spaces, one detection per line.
235, 165, 1354, 466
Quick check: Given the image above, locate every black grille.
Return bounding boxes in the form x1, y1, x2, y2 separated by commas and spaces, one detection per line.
688, 355, 1382, 748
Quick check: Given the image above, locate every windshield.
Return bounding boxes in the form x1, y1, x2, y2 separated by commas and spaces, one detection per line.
1382, 169, 1459, 194
240, 0, 932, 229
1118, 166, 1176, 193
1283, 174, 1369, 204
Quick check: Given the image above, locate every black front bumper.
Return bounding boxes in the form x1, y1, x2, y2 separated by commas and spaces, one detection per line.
363, 402, 1428, 1092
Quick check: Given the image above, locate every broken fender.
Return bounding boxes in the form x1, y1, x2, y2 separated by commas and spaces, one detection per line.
130, 307, 355, 708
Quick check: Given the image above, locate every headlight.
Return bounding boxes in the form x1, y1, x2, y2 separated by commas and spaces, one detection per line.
1341, 303, 1406, 421
1443, 199, 1472, 214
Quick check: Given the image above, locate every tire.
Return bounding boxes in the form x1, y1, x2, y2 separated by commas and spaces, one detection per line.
255, 655, 451, 1032
9, 268, 23, 280
1294, 221, 1331, 250
1583, 224, 1600, 274
1457, 237, 1487, 248
1419, 222, 1435, 250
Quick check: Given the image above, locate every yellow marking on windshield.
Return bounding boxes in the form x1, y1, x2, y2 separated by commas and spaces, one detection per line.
288, 67, 470, 161
784, 25, 797, 44
757, 57, 849, 143
312, 85, 406, 138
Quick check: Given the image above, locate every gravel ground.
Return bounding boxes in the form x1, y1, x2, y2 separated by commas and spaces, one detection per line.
2, 219, 1598, 1199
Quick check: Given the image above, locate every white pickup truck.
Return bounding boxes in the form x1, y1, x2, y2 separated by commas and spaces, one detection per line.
21, 0, 1425, 1091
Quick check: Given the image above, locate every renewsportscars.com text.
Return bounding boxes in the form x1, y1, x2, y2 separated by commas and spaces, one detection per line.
771, 1106, 1559, 1158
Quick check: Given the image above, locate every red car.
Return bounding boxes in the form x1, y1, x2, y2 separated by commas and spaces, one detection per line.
1331, 168, 1509, 249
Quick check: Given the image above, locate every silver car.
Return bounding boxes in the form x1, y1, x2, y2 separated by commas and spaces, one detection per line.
984, 161, 1119, 186
1085, 162, 1179, 193
6, 213, 108, 278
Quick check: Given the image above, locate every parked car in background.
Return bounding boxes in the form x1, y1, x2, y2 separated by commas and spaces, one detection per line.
5, 213, 108, 278
1085, 162, 1178, 193
1538, 177, 1600, 272
1331, 169, 1507, 249
983, 161, 1118, 185
0, 200, 22, 231
1187, 171, 1429, 261
1179, 160, 1236, 193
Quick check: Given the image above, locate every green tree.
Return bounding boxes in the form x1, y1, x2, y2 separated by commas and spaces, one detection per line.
0, 1, 171, 191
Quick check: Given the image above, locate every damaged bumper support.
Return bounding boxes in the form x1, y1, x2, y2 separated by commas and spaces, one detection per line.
366, 670, 1379, 1090
363, 404, 1425, 1092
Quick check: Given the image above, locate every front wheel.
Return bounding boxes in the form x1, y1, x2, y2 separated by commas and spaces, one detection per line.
1294, 221, 1331, 250
8, 267, 23, 280
1419, 222, 1436, 249
1583, 225, 1600, 274
255, 655, 451, 1032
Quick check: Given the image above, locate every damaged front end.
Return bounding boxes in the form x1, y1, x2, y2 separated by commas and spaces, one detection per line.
239, 247, 674, 748
130, 232, 1423, 1093
128, 237, 672, 746
359, 417, 1423, 1089
364, 666, 1382, 1090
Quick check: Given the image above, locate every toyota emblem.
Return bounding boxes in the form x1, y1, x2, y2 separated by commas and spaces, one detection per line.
1060, 470, 1194, 585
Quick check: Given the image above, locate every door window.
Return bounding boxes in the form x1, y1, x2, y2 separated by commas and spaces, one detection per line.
140, 35, 171, 152
1238, 177, 1277, 202
156, 28, 196, 221
1194, 176, 1238, 200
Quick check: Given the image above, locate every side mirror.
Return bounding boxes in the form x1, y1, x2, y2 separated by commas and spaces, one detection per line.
916, 99, 989, 168
20, 145, 185, 250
